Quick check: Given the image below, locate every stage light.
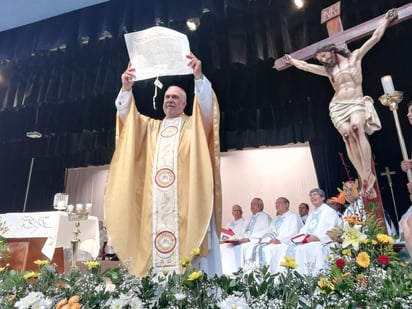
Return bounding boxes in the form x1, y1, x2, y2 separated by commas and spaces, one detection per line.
99, 31, 112, 40
294, 0, 304, 9
26, 131, 42, 139
186, 18, 200, 31
26, 107, 42, 139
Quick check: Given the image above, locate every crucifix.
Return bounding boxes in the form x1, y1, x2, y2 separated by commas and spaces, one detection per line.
274, 3, 412, 71
380, 166, 400, 225
275, 2, 412, 229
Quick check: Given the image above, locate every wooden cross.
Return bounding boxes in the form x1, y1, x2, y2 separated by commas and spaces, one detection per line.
274, 2, 412, 71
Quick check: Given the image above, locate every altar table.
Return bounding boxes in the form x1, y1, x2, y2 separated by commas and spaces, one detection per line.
0, 211, 99, 270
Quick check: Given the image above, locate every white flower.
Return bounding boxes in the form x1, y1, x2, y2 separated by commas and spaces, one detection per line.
174, 292, 186, 301
341, 222, 367, 251
109, 298, 129, 309
218, 295, 250, 309
105, 282, 116, 292
14, 292, 52, 309
95, 283, 105, 292
33, 298, 53, 309
129, 296, 144, 308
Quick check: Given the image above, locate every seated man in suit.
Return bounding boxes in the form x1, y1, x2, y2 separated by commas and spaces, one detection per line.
343, 179, 398, 236
287, 188, 340, 275
243, 197, 302, 273
220, 197, 271, 275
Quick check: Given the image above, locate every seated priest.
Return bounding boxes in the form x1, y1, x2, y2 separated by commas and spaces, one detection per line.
286, 188, 341, 275
243, 197, 302, 273
221, 204, 246, 241
220, 197, 271, 275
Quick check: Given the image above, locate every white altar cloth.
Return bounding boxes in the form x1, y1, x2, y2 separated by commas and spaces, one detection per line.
0, 211, 99, 259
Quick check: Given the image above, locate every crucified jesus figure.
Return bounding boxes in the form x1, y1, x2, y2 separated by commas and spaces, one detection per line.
284, 9, 397, 198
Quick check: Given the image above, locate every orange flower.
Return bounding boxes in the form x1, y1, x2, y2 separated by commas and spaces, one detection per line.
330, 191, 346, 205
344, 215, 357, 224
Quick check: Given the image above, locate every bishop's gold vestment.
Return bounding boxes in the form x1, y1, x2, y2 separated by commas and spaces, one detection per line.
104, 91, 221, 277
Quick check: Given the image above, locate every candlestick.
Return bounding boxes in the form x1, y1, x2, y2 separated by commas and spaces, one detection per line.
68, 202, 91, 270
381, 75, 395, 94
67, 204, 74, 213
379, 90, 412, 202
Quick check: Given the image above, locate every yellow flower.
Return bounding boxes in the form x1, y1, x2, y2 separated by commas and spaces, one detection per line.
341, 249, 352, 257
376, 233, 394, 245
0, 266, 5, 272
162, 269, 169, 276
190, 248, 200, 256
24, 271, 40, 280
34, 259, 50, 266
279, 256, 298, 269
356, 252, 370, 268
187, 270, 203, 281
342, 222, 367, 251
318, 277, 335, 294
371, 240, 377, 245
179, 257, 191, 268
84, 260, 100, 270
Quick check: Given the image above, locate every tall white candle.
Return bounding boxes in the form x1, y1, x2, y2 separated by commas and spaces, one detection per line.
381, 75, 395, 94
85, 203, 92, 212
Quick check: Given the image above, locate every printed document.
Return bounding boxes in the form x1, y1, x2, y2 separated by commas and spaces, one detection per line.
124, 26, 192, 81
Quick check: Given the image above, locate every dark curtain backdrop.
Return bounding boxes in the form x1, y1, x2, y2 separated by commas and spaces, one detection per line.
0, 0, 411, 227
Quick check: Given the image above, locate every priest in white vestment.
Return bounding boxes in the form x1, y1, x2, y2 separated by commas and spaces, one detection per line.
223, 204, 246, 238
104, 53, 222, 277
243, 197, 302, 273
220, 197, 272, 275
287, 188, 340, 275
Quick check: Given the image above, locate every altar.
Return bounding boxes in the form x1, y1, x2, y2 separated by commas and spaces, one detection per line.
0, 211, 99, 272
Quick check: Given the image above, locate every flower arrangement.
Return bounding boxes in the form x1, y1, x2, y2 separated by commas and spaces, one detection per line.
318, 214, 412, 308
0, 217, 411, 308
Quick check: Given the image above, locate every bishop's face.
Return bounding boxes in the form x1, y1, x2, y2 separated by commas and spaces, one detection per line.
163, 86, 187, 118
